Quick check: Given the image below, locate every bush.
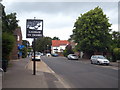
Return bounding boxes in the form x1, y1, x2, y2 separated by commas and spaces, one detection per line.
63, 50, 68, 57
21, 47, 27, 58
113, 48, 120, 61
2, 32, 15, 60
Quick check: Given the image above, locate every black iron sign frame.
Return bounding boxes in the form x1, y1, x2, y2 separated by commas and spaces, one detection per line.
26, 19, 43, 75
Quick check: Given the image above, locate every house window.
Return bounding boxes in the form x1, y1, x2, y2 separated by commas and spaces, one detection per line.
60, 49, 63, 52
17, 35, 20, 41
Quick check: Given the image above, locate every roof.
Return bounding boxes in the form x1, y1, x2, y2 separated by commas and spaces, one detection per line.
52, 40, 69, 47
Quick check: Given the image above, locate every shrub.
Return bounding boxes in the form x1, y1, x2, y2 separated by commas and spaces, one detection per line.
21, 47, 27, 58
2, 32, 15, 60
113, 48, 120, 61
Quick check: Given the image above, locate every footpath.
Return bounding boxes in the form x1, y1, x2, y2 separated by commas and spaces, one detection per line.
2, 57, 69, 88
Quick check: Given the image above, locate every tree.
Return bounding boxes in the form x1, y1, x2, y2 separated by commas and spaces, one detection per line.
33, 37, 52, 53
52, 36, 60, 40
21, 47, 27, 58
21, 40, 30, 58
63, 44, 74, 57
111, 31, 120, 61
2, 5, 19, 33
6, 13, 19, 33
111, 31, 120, 48
2, 4, 19, 57
22, 40, 30, 47
71, 6, 112, 58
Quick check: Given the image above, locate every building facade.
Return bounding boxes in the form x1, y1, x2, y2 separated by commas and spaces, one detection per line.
9, 27, 22, 60
51, 40, 69, 54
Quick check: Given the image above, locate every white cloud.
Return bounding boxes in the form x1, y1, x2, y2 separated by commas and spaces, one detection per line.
1, 0, 119, 2
44, 27, 73, 40
2, 1, 119, 45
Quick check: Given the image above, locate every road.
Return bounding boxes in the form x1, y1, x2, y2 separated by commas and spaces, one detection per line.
41, 56, 118, 88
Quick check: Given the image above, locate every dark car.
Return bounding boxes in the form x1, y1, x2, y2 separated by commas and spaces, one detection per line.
51, 53, 59, 57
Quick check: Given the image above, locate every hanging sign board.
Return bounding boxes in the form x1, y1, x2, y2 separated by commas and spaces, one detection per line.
26, 19, 43, 38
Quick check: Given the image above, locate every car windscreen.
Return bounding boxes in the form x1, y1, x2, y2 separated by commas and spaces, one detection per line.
97, 56, 105, 59
32, 52, 40, 55
72, 55, 77, 56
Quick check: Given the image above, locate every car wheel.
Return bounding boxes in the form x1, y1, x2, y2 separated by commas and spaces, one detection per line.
91, 60, 93, 64
97, 61, 100, 65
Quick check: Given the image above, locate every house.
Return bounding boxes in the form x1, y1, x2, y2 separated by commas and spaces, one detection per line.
51, 40, 69, 55
9, 27, 22, 60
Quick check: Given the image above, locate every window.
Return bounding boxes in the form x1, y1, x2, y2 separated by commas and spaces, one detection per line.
17, 35, 20, 41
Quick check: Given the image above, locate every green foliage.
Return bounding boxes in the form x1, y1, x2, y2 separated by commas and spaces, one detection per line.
63, 44, 74, 57
1, 4, 18, 34
52, 36, 60, 40
113, 48, 120, 58
2, 12, 19, 33
71, 6, 112, 55
63, 50, 68, 57
27, 47, 32, 52
34, 37, 52, 53
2, 4, 19, 60
110, 31, 120, 61
111, 31, 120, 48
21, 47, 27, 58
2, 32, 15, 60
22, 40, 30, 47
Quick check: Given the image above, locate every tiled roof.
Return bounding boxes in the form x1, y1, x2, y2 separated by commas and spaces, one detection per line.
52, 40, 69, 47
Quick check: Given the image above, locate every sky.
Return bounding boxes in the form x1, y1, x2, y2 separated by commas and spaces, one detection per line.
1, 0, 119, 45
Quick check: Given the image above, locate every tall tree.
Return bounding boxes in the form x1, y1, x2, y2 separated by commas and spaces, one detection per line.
111, 31, 120, 48
1, 3, 19, 34
1, 4, 19, 60
111, 31, 120, 61
71, 6, 112, 58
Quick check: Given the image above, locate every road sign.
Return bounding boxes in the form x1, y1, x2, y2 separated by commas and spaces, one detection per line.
26, 19, 43, 38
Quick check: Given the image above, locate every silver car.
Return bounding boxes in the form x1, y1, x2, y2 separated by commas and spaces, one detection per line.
32, 52, 41, 61
67, 54, 78, 60
90, 55, 110, 65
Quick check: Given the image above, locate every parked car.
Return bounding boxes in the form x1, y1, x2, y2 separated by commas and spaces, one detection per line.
32, 52, 41, 61
51, 53, 59, 57
90, 55, 110, 65
67, 54, 78, 60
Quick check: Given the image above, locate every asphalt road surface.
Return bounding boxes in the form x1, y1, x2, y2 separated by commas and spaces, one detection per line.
41, 56, 118, 88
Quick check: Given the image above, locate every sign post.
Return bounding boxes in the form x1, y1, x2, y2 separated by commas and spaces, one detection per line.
26, 18, 43, 75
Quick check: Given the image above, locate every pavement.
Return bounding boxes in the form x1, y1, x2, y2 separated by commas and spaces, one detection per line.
2, 57, 69, 88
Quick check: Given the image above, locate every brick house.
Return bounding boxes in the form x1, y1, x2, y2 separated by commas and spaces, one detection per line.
10, 27, 22, 60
